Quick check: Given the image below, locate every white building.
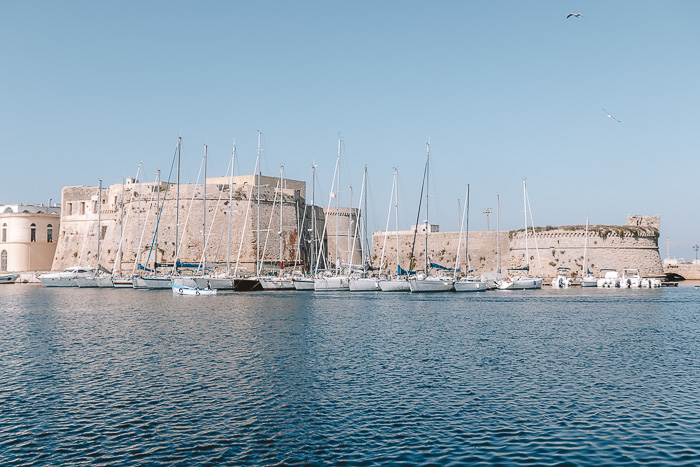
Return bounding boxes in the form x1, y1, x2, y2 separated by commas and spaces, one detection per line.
0, 203, 60, 272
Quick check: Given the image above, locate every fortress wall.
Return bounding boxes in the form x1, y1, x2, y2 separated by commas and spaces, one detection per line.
371, 220, 662, 279
370, 230, 508, 275
52, 181, 318, 274
510, 229, 662, 278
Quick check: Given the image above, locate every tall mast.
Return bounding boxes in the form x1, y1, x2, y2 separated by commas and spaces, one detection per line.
310, 164, 316, 274
227, 141, 235, 275
523, 178, 529, 270
584, 215, 590, 276
136, 161, 142, 261
279, 165, 284, 274
424, 140, 430, 275
202, 144, 207, 271
175, 136, 181, 271
496, 193, 500, 274
256, 131, 261, 276
335, 137, 340, 274
466, 184, 471, 274
394, 168, 400, 275
155, 169, 161, 270
363, 165, 368, 269
97, 179, 102, 271
119, 177, 125, 275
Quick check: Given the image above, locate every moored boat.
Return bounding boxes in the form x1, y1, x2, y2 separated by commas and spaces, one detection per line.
38, 266, 97, 287
0, 273, 19, 285
171, 284, 217, 296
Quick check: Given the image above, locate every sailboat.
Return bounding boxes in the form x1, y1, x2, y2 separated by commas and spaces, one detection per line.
231, 133, 263, 291
76, 179, 113, 287
293, 164, 318, 290
260, 166, 296, 290
349, 166, 380, 292
454, 184, 486, 292
379, 168, 410, 292
314, 137, 350, 291
579, 216, 597, 287
408, 141, 455, 293
135, 137, 183, 290
496, 179, 543, 290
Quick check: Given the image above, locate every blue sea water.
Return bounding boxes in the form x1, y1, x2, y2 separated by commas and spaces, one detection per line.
1, 285, 699, 466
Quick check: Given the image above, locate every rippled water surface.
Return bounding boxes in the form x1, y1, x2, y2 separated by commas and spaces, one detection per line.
2, 285, 700, 465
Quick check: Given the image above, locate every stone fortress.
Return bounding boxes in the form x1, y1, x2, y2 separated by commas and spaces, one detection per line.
51, 175, 663, 279
52, 175, 363, 276
371, 215, 664, 279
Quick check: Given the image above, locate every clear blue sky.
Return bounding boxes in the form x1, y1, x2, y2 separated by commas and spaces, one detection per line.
2, 1, 698, 258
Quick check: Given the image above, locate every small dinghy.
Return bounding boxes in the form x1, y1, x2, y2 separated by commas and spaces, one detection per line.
171, 284, 217, 296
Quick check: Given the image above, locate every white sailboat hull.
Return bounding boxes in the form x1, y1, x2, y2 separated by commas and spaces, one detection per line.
314, 276, 349, 291
139, 277, 172, 289
293, 278, 315, 290
349, 277, 380, 292
408, 276, 455, 293
192, 277, 234, 290
454, 280, 487, 292
259, 277, 295, 290
580, 277, 598, 287
379, 279, 410, 292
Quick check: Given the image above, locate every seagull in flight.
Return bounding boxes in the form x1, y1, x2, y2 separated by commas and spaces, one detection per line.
603, 108, 621, 123
566, 13, 583, 18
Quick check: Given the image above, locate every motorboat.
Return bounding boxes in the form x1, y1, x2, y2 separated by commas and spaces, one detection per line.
596, 269, 620, 288
171, 284, 217, 296
38, 266, 97, 287
551, 268, 572, 288
75, 274, 114, 288
408, 274, 455, 293
0, 273, 19, 284
620, 268, 642, 288
496, 274, 543, 290
640, 276, 662, 288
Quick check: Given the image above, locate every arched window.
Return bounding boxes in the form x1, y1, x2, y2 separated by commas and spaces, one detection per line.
1, 250, 7, 271
47, 224, 53, 243
30, 223, 36, 243
2, 223, 6, 243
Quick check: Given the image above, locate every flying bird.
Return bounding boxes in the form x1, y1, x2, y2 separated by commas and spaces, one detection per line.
566, 13, 583, 18
603, 108, 620, 123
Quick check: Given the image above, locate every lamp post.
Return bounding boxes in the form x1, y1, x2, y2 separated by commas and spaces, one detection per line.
694, 244, 699, 261
483, 208, 492, 231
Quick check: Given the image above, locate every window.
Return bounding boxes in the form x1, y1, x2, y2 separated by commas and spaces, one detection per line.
67, 203, 73, 215
30, 223, 36, 242
2, 223, 6, 243
1, 251, 6, 271
93, 201, 98, 214
80, 202, 85, 215
47, 224, 53, 243
100, 225, 107, 240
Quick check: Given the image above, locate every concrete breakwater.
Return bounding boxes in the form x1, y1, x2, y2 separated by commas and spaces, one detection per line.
51, 178, 662, 280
